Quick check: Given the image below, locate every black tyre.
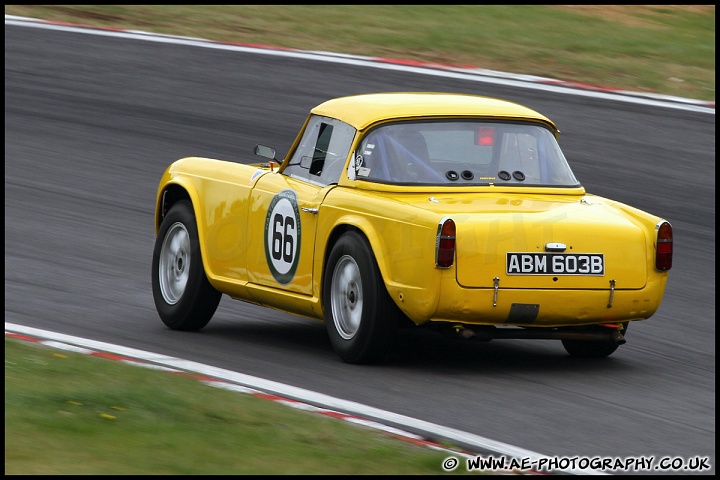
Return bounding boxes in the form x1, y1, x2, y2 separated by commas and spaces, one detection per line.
323, 231, 399, 364
152, 200, 221, 330
561, 323, 628, 358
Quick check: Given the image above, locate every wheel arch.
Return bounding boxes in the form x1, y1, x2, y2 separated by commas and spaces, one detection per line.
154, 179, 216, 283
320, 220, 402, 317
319, 214, 441, 325
155, 183, 193, 232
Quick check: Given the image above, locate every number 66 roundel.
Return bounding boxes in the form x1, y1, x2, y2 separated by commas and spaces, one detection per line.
264, 189, 302, 285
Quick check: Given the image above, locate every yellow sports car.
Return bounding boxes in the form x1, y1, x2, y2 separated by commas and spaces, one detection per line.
152, 92, 673, 364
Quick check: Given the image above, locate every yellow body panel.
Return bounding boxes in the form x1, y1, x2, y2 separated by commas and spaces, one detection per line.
311, 92, 559, 132
156, 160, 668, 327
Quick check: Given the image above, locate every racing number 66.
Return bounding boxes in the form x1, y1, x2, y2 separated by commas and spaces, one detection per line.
272, 213, 295, 263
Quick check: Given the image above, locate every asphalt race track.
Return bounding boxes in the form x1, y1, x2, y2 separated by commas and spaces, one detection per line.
5, 21, 715, 475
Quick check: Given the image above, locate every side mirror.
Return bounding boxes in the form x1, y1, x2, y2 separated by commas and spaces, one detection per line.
300, 156, 312, 169
254, 144, 276, 160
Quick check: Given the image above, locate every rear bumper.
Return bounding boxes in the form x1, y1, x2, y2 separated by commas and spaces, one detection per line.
398, 271, 668, 327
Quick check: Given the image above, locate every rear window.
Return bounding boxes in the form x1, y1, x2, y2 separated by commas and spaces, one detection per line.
353, 120, 580, 187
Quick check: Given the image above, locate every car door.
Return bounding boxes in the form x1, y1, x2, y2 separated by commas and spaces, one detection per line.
246, 115, 355, 296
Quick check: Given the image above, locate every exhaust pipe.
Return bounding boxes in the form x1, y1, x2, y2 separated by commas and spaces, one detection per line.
449, 324, 626, 345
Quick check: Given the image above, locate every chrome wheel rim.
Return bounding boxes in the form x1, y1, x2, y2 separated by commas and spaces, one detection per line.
330, 255, 363, 340
158, 222, 190, 305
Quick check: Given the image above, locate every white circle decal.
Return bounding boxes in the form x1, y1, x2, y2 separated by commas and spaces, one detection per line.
264, 190, 301, 284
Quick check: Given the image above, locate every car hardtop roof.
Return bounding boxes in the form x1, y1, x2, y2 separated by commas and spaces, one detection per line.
310, 92, 559, 132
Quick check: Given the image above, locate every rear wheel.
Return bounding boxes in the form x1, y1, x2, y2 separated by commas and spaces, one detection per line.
562, 323, 628, 358
152, 200, 221, 330
323, 231, 399, 364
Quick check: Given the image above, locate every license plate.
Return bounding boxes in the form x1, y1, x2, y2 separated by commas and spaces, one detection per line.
506, 253, 605, 276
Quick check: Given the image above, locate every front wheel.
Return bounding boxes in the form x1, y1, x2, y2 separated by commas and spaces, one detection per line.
323, 231, 399, 364
152, 200, 221, 330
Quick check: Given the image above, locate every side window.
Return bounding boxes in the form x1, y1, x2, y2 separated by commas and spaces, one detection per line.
282, 115, 355, 186
498, 132, 540, 181
515, 133, 541, 181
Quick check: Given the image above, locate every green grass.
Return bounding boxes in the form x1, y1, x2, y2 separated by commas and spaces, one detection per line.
5, 338, 480, 474
4, 5, 715, 101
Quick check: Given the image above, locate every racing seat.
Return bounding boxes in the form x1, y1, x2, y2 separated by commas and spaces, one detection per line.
395, 131, 430, 163
386, 130, 443, 182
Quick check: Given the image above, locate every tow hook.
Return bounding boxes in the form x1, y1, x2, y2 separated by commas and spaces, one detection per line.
453, 324, 477, 340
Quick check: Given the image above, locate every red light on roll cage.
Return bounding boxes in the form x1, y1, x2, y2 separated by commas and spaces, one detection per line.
476, 127, 495, 146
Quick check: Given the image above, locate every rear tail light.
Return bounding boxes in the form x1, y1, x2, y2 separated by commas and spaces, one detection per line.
436, 217, 456, 268
655, 220, 673, 271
